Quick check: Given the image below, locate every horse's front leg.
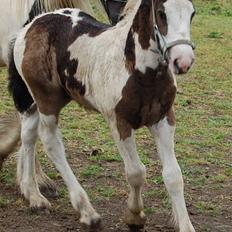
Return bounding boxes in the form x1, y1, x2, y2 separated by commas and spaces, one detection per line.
149, 110, 195, 232
108, 117, 146, 229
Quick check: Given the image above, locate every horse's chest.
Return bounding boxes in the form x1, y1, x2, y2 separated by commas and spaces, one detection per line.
115, 67, 176, 129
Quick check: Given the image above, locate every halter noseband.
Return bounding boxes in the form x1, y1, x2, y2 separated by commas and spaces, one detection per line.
151, 0, 196, 61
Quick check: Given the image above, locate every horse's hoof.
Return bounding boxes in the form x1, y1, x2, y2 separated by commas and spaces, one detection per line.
128, 224, 146, 232
29, 194, 51, 213
80, 211, 101, 231
39, 182, 58, 199
37, 174, 58, 199
81, 216, 102, 232
124, 209, 146, 230
89, 217, 102, 232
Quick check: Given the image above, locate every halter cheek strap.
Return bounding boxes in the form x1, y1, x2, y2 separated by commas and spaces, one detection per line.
151, 0, 196, 61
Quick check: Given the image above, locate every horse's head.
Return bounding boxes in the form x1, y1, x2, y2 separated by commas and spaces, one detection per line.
153, 0, 195, 74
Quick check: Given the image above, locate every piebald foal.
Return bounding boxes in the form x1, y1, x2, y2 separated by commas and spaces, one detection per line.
0, 0, 124, 196
7, 0, 195, 230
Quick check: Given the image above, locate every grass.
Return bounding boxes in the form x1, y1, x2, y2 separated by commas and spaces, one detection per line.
195, 201, 219, 216
0, 197, 9, 208
80, 164, 104, 178
0, 0, 231, 231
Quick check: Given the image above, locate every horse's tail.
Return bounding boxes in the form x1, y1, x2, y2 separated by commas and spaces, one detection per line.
0, 113, 21, 170
8, 38, 34, 114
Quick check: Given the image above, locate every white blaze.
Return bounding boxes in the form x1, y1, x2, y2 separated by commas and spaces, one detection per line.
164, 0, 195, 74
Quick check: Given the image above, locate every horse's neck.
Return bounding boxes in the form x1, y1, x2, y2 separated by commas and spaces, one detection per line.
123, 0, 158, 73
115, 0, 145, 42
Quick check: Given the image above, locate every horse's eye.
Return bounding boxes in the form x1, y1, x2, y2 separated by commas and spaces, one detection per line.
158, 10, 166, 21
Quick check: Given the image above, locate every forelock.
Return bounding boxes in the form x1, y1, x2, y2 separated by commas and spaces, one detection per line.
163, 0, 194, 12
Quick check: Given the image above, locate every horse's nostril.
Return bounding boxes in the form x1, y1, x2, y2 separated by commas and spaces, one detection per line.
174, 59, 178, 67
172, 57, 193, 75
174, 59, 180, 73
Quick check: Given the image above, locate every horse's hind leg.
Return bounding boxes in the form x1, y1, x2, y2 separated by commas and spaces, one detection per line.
15, 114, 57, 199
18, 152, 58, 198
38, 113, 100, 227
19, 110, 51, 210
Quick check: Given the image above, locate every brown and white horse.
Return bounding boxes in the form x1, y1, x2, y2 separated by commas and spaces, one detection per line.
4, 0, 196, 230
0, 0, 126, 178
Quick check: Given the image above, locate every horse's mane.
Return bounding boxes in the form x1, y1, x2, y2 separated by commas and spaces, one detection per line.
13, 0, 109, 23
12, 0, 140, 28
40, 0, 109, 22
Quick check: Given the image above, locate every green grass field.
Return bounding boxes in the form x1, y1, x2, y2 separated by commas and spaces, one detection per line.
0, 1, 231, 231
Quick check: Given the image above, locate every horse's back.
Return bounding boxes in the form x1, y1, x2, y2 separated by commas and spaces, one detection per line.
16, 8, 110, 76
12, 9, 110, 115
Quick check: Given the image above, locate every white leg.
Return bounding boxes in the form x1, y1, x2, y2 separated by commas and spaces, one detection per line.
16, 145, 24, 185
17, 113, 58, 197
19, 111, 50, 209
150, 117, 195, 232
38, 113, 100, 227
18, 149, 57, 198
109, 119, 146, 228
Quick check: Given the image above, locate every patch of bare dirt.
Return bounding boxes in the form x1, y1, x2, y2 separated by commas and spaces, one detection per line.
0, 148, 231, 232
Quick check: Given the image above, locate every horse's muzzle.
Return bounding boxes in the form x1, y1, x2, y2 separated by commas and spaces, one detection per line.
169, 44, 195, 75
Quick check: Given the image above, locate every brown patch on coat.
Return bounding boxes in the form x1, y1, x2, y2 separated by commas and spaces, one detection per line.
22, 12, 109, 116
166, 108, 175, 126
22, 27, 71, 116
125, 29, 136, 74
77, 12, 110, 38
115, 62, 176, 140
154, 0, 168, 36
116, 116, 133, 141
130, 0, 168, 50
132, 0, 153, 49
61, 63, 95, 110
124, 0, 169, 74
